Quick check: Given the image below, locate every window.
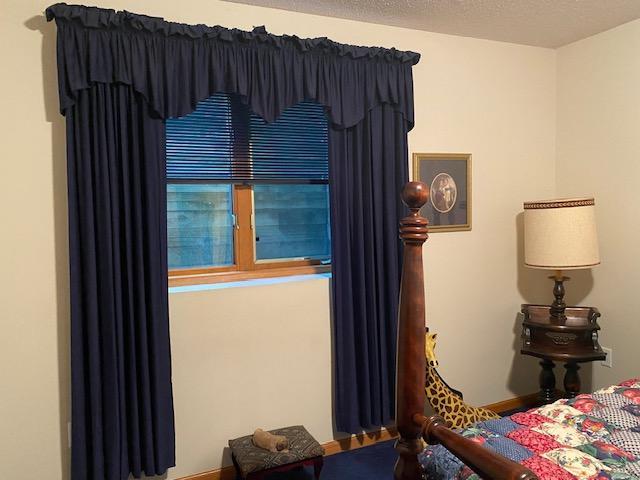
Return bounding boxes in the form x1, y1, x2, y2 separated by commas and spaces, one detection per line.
166, 93, 330, 284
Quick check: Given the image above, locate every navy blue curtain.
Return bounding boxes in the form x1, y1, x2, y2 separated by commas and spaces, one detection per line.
66, 83, 174, 479
330, 105, 410, 432
46, 4, 419, 476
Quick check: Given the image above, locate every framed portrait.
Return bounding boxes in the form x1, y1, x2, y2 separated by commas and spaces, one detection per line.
412, 153, 472, 232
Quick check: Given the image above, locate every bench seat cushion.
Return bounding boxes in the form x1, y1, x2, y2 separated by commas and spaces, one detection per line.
229, 425, 324, 477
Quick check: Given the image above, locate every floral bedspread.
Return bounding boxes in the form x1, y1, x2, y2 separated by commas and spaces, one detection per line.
419, 379, 640, 480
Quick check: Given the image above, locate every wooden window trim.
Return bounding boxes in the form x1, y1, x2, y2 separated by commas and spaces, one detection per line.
169, 264, 331, 287
168, 184, 331, 287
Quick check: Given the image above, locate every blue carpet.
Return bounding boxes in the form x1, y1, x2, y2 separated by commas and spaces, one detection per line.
260, 440, 397, 479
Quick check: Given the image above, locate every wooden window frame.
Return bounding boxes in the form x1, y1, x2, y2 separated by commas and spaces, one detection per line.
168, 183, 331, 287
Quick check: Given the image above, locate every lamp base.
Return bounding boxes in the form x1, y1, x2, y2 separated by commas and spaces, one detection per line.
549, 270, 569, 322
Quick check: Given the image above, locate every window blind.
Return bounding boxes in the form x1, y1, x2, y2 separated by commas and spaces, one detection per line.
166, 93, 328, 183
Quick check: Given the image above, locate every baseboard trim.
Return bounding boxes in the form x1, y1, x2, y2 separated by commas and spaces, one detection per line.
482, 391, 544, 414
176, 393, 542, 480
177, 466, 236, 480
322, 426, 398, 456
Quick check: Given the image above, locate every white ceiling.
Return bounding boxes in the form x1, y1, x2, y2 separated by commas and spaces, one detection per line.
223, 0, 640, 48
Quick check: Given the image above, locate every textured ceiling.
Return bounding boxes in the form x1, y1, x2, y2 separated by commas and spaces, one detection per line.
223, 0, 640, 48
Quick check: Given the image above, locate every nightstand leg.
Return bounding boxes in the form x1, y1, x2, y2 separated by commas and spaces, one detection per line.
539, 359, 556, 404
564, 362, 581, 398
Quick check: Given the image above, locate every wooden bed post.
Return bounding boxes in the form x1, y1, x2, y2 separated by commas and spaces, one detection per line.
394, 181, 429, 480
393, 182, 538, 480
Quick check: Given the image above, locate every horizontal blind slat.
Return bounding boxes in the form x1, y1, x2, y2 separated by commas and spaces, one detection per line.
166, 93, 328, 182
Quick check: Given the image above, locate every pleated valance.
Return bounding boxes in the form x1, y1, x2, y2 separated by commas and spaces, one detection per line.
45, 3, 420, 128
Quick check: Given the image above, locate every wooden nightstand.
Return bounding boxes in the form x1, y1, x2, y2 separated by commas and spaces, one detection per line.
520, 304, 606, 403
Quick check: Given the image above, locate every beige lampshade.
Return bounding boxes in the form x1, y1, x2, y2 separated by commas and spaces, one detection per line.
523, 198, 600, 270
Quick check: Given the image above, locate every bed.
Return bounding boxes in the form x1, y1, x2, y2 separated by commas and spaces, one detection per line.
420, 381, 640, 480
393, 182, 640, 480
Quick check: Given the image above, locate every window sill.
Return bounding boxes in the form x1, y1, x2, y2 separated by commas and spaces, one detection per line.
168, 265, 331, 290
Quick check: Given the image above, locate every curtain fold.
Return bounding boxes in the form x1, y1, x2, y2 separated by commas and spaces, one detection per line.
47, 3, 419, 474
67, 83, 174, 480
330, 104, 409, 432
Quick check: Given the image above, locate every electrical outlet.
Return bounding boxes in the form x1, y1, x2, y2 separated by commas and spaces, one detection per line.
601, 347, 613, 368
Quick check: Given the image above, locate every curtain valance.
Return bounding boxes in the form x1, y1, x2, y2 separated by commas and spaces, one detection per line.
45, 3, 420, 128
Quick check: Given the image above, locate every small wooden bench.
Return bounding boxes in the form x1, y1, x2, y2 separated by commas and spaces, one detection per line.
229, 425, 324, 480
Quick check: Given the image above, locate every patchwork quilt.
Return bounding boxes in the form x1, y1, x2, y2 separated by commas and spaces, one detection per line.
419, 379, 640, 480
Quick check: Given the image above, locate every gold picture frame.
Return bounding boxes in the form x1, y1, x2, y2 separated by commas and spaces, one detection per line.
412, 153, 472, 232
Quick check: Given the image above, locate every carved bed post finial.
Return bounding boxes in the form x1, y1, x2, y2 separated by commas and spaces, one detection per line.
395, 182, 429, 480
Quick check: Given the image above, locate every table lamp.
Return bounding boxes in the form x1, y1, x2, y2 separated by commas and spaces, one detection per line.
523, 198, 600, 321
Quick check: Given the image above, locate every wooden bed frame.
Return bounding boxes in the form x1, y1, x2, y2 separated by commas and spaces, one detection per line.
394, 182, 538, 480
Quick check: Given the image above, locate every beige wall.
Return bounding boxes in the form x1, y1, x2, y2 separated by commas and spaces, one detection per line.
1, 1, 558, 479
556, 19, 640, 390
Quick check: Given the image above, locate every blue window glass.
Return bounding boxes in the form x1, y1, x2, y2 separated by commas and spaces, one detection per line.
254, 184, 330, 262
167, 184, 234, 269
